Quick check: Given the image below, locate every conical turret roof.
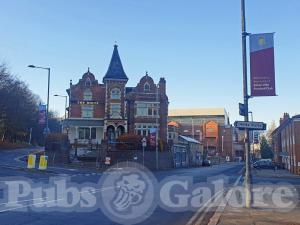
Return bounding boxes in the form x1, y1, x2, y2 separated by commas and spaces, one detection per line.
103, 44, 128, 82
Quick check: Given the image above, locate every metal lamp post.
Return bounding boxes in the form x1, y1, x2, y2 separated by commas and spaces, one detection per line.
241, 0, 252, 208
28, 65, 51, 136
156, 83, 159, 170
54, 94, 68, 119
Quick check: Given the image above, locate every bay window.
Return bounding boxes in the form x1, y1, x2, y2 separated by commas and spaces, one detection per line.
135, 102, 159, 117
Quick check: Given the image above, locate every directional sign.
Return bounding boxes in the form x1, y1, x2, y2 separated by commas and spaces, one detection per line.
234, 121, 267, 130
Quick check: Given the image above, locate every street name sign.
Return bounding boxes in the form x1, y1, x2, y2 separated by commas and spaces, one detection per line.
234, 121, 267, 130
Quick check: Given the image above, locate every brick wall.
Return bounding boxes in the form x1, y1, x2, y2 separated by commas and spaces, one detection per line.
69, 71, 105, 118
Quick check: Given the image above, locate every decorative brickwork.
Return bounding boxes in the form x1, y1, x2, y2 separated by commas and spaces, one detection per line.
63, 45, 168, 147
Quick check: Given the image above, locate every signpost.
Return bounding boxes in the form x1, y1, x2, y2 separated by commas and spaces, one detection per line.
142, 137, 147, 166
105, 157, 111, 165
241, 0, 251, 208
234, 121, 267, 130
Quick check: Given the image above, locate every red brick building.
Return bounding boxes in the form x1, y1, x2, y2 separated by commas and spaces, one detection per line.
126, 74, 168, 143
272, 113, 300, 174
167, 109, 238, 160
63, 45, 168, 146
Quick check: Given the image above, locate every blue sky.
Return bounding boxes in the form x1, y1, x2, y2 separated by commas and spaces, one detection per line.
1, 0, 299, 126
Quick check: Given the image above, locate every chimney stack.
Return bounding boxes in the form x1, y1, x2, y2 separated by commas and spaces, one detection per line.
159, 77, 166, 94
280, 113, 290, 125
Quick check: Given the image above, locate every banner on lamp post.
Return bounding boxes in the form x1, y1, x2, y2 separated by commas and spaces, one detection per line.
249, 33, 276, 97
149, 128, 157, 147
39, 104, 46, 125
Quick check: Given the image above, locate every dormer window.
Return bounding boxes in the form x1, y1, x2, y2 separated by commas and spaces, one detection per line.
111, 88, 121, 99
83, 89, 92, 101
85, 78, 91, 86
144, 83, 150, 92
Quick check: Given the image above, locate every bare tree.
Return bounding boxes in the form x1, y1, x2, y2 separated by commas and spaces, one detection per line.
0, 63, 61, 146
265, 120, 277, 146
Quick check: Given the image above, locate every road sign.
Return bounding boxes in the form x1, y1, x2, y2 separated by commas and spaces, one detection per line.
234, 121, 267, 130
142, 137, 147, 147
105, 157, 111, 165
253, 131, 259, 143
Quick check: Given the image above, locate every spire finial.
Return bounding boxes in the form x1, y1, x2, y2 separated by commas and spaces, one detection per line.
114, 41, 118, 47
145, 71, 148, 76
88, 67, 90, 73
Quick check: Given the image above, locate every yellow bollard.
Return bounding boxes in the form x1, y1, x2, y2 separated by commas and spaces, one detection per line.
27, 154, 36, 169
38, 155, 48, 170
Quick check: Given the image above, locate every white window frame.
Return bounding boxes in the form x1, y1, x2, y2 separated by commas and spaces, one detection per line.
111, 88, 121, 100
134, 123, 159, 136
110, 103, 121, 119
134, 101, 160, 118
81, 105, 94, 118
83, 89, 93, 101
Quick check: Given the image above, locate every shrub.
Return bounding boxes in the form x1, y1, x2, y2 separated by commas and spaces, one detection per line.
116, 134, 143, 150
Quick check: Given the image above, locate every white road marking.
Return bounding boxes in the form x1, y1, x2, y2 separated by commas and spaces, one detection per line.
0, 186, 115, 213
186, 190, 223, 225
193, 192, 223, 225
186, 174, 243, 225
207, 174, 243, 225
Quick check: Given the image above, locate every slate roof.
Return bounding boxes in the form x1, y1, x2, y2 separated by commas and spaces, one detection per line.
103, 45, 128, 81
125, 87, 134, 94
179, 135, 200, 144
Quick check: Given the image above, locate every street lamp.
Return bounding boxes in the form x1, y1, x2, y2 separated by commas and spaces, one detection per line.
28, 65, 51, 136
54, 94, 68, 119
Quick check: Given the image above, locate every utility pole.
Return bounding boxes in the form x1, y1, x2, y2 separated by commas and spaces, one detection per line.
241, 0, 251, 208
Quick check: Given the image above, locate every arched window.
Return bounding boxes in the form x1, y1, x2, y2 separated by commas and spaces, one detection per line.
111, 88, 121, 99
144, 82, 150, 92
83, 89, 92, 101
85, 78, 91, 86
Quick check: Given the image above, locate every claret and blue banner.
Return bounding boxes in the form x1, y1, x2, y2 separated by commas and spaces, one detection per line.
249, 33, 276, 97
38, 104, 46, 125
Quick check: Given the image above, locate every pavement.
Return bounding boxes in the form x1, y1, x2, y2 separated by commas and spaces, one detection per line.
214, 169, 300, 225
